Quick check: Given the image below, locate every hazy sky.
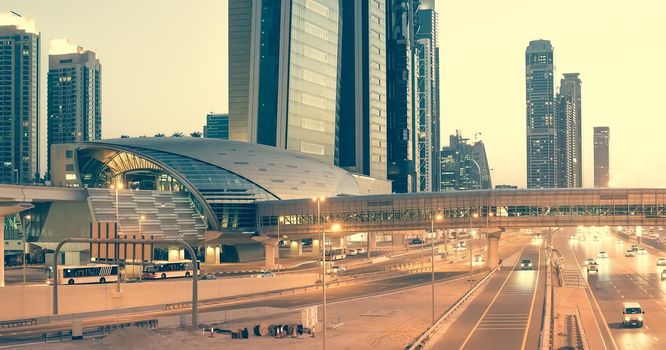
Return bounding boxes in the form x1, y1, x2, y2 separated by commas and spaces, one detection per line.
3, 1, 665, 188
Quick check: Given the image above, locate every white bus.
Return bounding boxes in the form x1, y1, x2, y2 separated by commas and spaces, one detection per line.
48, 264, 119, 285
142, 260, 196, 279
325, 248, 347, 261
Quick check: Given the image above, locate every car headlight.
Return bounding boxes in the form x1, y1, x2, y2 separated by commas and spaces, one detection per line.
639, 316, 644, 321
625, 316, 630, 321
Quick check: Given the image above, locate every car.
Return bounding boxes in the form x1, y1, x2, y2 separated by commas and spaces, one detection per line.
630, 245, 639, 251
637, 247, 647, 255
625, 250, 635, 257
255, 271, 275, 278
598, 251, 608, 258
327, 265, 347, 274
355, 248, 367, 255
587, 262, 599, 274
657, 258, 666, 266
650, 233, 660, 240
584, 258, 596, 265
661, 270, 666, 281
409, 238, 424, 245
622, 302, 644, 327
347, 249, 358, 256
569, 234, 577, 240
473, 254, 484, 263
520, 259, 533, 270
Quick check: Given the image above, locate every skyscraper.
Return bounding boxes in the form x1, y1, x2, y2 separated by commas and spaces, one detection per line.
415, 0, 440, 192
338, 0, 387, 179
525, 39, 557, 188
203, 113, 229, 139
386, 0, 418, 193
47, 39, 101, 175
559, 73, 582, 187
556, 92, 575, 188
228, 0, 341, 164
0, 14, 40, 184
440, 130, 492, 191
594, 126, 610, 187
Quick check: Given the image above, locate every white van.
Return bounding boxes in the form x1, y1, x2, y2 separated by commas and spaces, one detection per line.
622, 302, 644, 327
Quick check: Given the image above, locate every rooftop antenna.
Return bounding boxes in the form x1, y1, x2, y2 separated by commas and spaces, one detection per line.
474, 132, 482, 141
10, 11, 22, 17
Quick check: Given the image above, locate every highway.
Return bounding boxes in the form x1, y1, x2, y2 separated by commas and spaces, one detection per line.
560, 227, 666, 350
0, 235, 531, 347
429, 238, 545, 350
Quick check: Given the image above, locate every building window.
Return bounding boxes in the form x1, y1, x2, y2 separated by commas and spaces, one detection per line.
65, 150, 73, 158
300, 142, 325, 156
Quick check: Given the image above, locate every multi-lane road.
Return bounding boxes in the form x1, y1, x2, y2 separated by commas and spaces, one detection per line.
557, 227, 666, 350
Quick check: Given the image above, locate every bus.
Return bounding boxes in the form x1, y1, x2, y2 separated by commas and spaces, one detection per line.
142, 260, 196, 279
48, 264, 119, 285
325, 248, 347, 261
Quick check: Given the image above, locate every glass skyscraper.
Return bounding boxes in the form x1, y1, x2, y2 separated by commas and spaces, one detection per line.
440, 131, 492, 191
0, 15, 40, 184
47, 40, 102, 176
338, 0, 387, 179
525, 39, 557, 188
594, 126, 610, 187
228, 0, 341, 164
558, 73, 582, 188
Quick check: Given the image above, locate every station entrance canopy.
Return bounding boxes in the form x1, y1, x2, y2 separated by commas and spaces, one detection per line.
256, 188, 666, 237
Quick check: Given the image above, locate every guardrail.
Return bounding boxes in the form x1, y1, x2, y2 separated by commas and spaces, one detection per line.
405, 267, 498, 350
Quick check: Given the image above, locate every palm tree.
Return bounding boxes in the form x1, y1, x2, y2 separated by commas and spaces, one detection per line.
120, 134, 130, 138
154, 133, 165, 137
171, 132, 184, 137
190, 131, 203, 138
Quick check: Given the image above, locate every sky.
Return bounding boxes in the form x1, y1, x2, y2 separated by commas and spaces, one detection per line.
2, 1, 665, 188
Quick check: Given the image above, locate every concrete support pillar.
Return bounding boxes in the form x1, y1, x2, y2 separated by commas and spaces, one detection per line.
339, 236, 348, 249
487, 232, 501, 270
392, 234, 405, 247
264, 244, 276, 268
290, 240, 302, 257
168, 246, 181, 261
0, 215, 4, 287
309, 239, 321, 257
368, 232, 377, 249
205, 244, 220, 265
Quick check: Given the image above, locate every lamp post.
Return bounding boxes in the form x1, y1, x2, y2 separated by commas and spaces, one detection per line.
313, 196, 327, 350
469, 211, 479, 288
277, 216, 283, 275
110, 181, 123, 292
22, 214, 31, 284
139, 215, 145, 280
430, 212, 443, 325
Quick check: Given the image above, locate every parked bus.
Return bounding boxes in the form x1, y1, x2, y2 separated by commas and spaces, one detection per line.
325, 248, 347, 261
142, 260, 196, 279
48, 264, 119, 285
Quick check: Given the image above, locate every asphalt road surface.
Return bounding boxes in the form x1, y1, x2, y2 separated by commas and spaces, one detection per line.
564, 227, 666, 350
429, 239, 545, 350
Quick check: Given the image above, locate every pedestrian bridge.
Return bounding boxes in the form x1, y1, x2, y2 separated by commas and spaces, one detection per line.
256, 188, 666, 237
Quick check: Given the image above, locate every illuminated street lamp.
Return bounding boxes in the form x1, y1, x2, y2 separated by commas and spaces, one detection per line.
313, 196, 327, 350
22, 214, 31, 283
110, 181, 123, 292
469, 211, 479, 288
430, 212, 443, 325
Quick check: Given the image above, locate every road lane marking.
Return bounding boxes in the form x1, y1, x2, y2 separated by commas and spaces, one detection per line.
520, 244, 542, 350
458, 244, 528, 350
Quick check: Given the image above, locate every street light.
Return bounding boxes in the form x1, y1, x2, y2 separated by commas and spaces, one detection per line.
277, 216, 284, 275
110, 181, 123, 292
430, 212, 443, 325
313, 196, 327, 350
469, 211, 479, 288
22, 214, 31, 284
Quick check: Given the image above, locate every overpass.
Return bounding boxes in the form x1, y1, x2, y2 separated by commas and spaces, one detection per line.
256, 188, 666, 236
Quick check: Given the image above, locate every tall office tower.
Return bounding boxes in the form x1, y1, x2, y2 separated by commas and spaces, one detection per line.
440, 130, 492, 191
338, 0, 387, 179
0, 14, 40, 184
525, 39, 557, 188
556, 93, 575, 188
414, 0, 440, 192
203, 113, 229, 139
559, 73, 582, 187
386, 0, 418, 193
228, 0, 341, 164
593, 126, 610, 187
47, 39, 102, 175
